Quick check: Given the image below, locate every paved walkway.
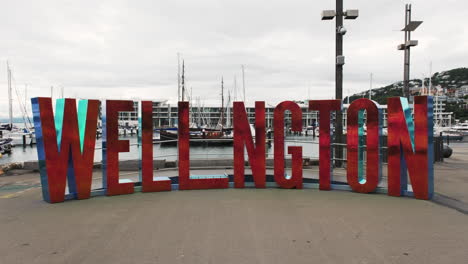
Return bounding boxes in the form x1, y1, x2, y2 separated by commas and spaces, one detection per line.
432, 143, 468, 213
1, 145, 468, 263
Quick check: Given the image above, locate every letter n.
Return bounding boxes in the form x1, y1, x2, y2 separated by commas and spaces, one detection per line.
233, 101, 266, 188
387, 96, 434, 200
32, 97, 99, 203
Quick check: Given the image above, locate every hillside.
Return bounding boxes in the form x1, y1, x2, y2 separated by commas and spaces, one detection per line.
345, 67, 468, 121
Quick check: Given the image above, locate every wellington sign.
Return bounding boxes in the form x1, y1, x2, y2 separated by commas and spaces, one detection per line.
31, 96, 434, 203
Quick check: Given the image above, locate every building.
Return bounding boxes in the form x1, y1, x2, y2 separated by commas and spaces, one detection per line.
117, 100, 453, 129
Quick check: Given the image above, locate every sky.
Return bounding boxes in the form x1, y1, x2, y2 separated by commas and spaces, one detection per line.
1, 0, 467, 118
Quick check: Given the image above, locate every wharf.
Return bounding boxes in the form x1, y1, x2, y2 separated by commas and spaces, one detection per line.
0, 144, 468, 263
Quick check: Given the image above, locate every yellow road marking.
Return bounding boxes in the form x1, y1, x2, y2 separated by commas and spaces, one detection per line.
0, 187, 39, 199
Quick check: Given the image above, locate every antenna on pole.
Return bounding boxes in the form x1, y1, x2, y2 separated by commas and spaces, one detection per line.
241, 65, 246, 103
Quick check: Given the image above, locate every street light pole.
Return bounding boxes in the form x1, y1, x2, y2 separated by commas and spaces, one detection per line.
335, 0, 344, 168
335, 0, 343, 102
398, 4, 422, 100
322, 1, 359, 167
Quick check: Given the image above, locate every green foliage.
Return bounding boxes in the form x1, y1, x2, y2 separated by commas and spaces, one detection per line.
346, 68, 468, 107
445, 102, 468, 122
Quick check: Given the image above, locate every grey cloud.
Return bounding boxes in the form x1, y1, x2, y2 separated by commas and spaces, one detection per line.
0, 0, 466, 117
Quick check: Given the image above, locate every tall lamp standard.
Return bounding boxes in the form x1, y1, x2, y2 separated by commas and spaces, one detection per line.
321, 1, 359, 167
398, 4, 422, 100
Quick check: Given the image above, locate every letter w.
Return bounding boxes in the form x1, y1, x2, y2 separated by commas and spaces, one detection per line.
32, 98, 99, 203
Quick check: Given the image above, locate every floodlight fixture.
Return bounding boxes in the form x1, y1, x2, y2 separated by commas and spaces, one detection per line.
344, 9, 359, 19
336, 55, 345, 66
402, 21, 423, 32
406, 40, 418, 47
321, 10, 336, 20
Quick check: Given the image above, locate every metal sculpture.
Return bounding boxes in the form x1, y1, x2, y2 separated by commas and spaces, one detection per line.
308, 100, 342, 190
178, 102, 229, 190
273, 101, 303, 189
387, 96, 433, 200
31, 96, 434, 203
139, 101, 172, 192
346, 98, 382, 193
233, 101, 266, 188
32, 98, 99, 203
102, 100, 135, 196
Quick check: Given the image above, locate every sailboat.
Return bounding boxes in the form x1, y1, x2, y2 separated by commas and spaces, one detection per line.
159, 74, 233, 145
424, 68, 463, 141
0, 61, 35, 146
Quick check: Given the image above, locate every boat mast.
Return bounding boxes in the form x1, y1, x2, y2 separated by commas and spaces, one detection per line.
181, 60, 185, 101
242, 65, 246, 103
220, 77, 224, 130
234, 75, 237, 102
7, 61, 13, 128
226, 88, 231, 128
24, 84, 27, 110
190, 87, 193, 125
429, 61, 432, 93
177, 53, 181, 101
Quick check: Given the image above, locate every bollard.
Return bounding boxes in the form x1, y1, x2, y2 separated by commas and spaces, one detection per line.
267, 130, 272, 145
0, 130, 2, 138
23, 135, 26, 148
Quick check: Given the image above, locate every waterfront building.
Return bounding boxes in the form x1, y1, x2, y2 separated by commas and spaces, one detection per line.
117, 100, 453, 129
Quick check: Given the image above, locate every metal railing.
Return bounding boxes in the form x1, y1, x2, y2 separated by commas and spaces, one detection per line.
91, 135, 445, 166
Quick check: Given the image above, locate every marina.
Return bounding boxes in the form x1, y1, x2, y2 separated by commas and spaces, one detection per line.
1, 0, 468, 263
0, 133, 320, 165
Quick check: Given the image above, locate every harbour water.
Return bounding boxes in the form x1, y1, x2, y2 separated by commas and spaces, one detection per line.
0, 134, 320, 165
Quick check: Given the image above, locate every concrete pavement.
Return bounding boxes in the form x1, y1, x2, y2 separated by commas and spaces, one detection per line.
1, 147, 468, 263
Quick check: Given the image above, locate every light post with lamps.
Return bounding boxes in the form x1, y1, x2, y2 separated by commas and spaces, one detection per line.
321, 1, 359, 167
398, 4, 422, 100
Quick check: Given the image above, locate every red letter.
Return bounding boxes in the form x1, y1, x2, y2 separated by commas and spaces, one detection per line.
102, 100, 135, 196
31, 98, 99, 203
139, 101, 171, 192
309, 100, 341, 190
274, 101, 303, 189
233, 101, 266, 188
387, 96, 434, 200
346, 98, 381, 193
178, 102, 229, 190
